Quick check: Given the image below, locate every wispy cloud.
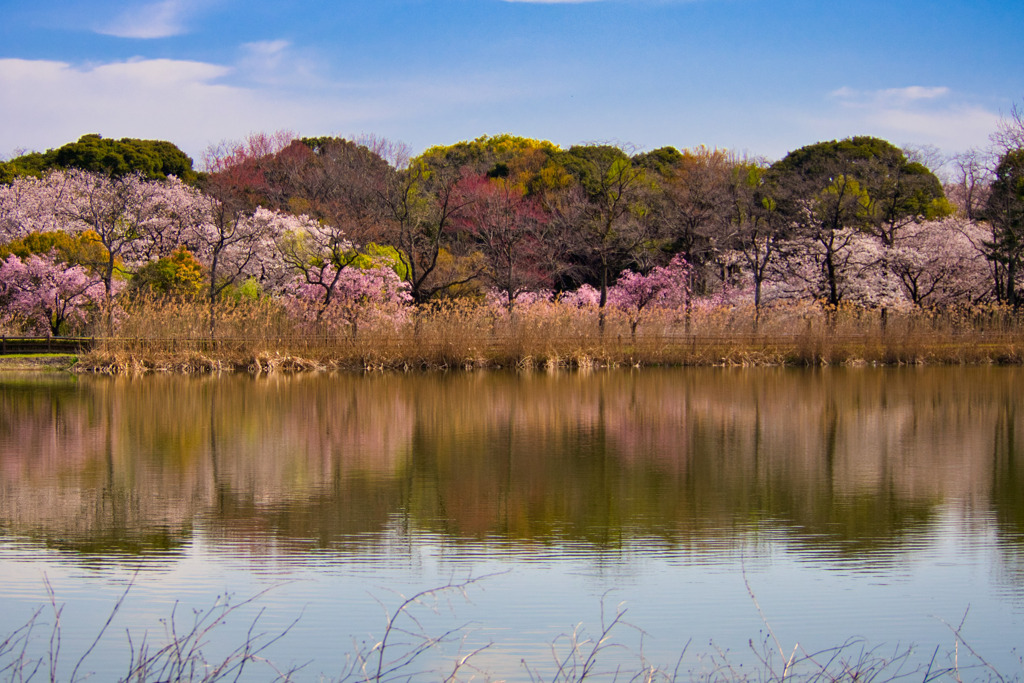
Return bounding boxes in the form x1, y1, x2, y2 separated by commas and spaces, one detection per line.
831, 85, 951, 107
97, 0, 197, 39
0, 57, 268, 156
235, 40, 327, 88
0, 56, 553, 159
818, 85, 998, 154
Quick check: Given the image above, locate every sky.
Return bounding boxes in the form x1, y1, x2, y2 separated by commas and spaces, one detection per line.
1, 0, 1022, 168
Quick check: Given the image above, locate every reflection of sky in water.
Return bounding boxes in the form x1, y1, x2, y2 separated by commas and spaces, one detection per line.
1, 507, 1022, 681
1, 368, 1024, 680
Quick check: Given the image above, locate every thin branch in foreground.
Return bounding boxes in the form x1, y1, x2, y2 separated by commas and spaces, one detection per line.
339, 571, 504, 683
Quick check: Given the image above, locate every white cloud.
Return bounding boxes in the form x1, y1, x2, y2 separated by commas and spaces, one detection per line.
235, 40, 327, 88
831, 85, 951, 107
0, 56, 554, 161
0, 57, 285, 158
878, 86, 950, 102
818, 86, 999, 154
97, 0, 196, 39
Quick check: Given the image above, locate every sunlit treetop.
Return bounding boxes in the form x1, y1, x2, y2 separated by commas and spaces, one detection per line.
768, 136, 951, 223
417, 134, 562, 180
0, 134, 198, 185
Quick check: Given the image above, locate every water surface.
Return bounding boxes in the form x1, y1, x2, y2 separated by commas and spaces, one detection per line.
0, 368, 1022, 679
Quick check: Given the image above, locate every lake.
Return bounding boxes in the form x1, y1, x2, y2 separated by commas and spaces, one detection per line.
0, 367, 1022, 681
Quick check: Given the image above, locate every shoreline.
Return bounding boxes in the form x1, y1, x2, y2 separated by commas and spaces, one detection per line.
60, 344, 1024, 374
0, 354, 80, 372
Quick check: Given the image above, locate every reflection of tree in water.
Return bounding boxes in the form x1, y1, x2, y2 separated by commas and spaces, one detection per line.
404, 368, 1020, 565
991, 394, 1024, 601
0, 376, 192, 558
0, 374, 417, 556
1, 368, 1024, 572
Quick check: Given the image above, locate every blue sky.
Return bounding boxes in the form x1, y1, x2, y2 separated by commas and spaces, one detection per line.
1, 0, 1021, 167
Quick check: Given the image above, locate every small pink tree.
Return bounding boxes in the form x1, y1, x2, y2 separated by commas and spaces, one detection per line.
607, 254, 692, 338
0, 252, 106, 335
558, 283, 602, 308
284, 263, 412, 339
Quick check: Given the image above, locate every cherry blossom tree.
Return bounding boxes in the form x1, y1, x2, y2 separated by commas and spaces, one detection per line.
283, 263, 411, 339
608, 254, 691, 338
795, 176, 870, 308
36, 170, 193, 297
0, 252, 106, 335
558, 283, 602, 308
766, 228, 896, 308
187, 200, 288, 334
890, 218, 992, 306
768, 137, 950, 311
1, 169, 198, 331
834, 232, 907, 310
273, 211, 364, 320
0, 172, 77, 240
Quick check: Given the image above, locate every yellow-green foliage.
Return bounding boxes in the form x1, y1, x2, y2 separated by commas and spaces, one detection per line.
0, 230, 109, 272
359, 243, 409, 280
131, 247, 205, 300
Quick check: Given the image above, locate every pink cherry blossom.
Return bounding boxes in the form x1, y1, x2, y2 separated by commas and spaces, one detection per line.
0, 252, 106, 335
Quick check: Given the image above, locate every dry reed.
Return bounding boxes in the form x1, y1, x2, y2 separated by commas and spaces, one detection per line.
72, 296, 1024, 374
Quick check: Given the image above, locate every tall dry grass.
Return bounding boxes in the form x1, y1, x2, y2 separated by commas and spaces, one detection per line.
75, 296, 1024, 373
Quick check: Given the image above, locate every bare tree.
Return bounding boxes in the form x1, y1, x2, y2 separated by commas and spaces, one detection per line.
659, 147, 736, 294
947, 148, 993, 221
549, 145, 656, 328
377, 162, 480, 303
991, 101, 1024, 154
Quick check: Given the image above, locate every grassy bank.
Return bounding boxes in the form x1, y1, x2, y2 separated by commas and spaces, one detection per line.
64, 298, 1024, 374
0, 353, 79, 372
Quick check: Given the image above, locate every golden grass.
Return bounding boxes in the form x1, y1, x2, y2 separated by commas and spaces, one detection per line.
74, 297, 1024, 373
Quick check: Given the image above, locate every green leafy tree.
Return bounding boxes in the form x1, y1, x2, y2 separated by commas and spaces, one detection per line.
417, 134, 560, 183
0, 229, 109, 271
549, 145, 656, 322
131, 247, 205, 300
0, 152, 50, 184
1, 134, 198, 184
983, 149, 1024, 307
768, 136, 950, 307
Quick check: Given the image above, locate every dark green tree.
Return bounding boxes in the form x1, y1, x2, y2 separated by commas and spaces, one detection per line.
768, 136, 950, 307
1, 134, 198, 184
984, 149, 1024, 307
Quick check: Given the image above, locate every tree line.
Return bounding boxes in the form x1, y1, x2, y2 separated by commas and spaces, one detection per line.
0, 119, 1022, 337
